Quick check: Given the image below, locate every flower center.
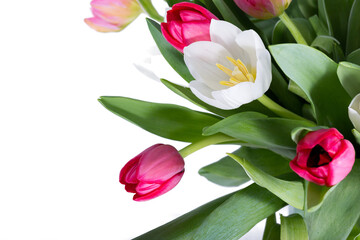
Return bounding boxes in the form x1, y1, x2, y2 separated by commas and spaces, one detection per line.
307, 144, 332, 168
216, 56, 255, 87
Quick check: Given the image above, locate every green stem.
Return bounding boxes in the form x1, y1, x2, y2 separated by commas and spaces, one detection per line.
258, 95, 315, 125
178, 134, 235, 158
279, 12, 308, 45
304, 180, 309, 217
138, 0, 164, 22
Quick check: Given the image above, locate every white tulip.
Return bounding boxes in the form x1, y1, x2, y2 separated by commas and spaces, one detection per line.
349, 93, 360, 131
183, 19, 272, 110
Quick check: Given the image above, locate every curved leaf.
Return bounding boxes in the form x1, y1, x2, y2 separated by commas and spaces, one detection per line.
192, 184, 285, 240
270, 44, 352, 138
229, 154, 304, 210
203, 112, 314, 150
337, 61, 360, 98
346, 0, 360, 54
348, 49, 360, 65
199, 147, 292, 187
98, 96, 220, 142
280, 214, 309, 240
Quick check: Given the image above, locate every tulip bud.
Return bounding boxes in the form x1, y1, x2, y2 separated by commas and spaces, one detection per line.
84, 0, 142, 33
234, 0, 292, 19
349, 93, 360, 132
119, 144, 185, 201
290, 128, 355, 187
161, 2, 218, 52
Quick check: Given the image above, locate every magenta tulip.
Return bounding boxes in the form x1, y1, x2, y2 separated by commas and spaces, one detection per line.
119, 144, 185, 201
290, 128, 355, 187
234, 0, 292, 19
161, 2, 218, 52
84, 0, 142, 33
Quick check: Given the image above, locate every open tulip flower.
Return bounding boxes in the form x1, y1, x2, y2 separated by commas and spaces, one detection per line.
120, 144, 185, 201
85, 0, 142, 32
184, 20, 271, 110
349, 93, 360, 132
290, 128, 355, 187
234, 0, 292, 19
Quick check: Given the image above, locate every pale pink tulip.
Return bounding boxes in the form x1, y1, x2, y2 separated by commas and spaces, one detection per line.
85, 0, 142, 32
234, 0, 291, 19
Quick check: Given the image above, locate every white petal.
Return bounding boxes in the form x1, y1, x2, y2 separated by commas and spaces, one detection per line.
189, 81, 232, 109
349, 93, 360, 131
210, 20, 244, 59
184, 41, 234, 90
254, 48, 272, 93
235, 30, 266, 69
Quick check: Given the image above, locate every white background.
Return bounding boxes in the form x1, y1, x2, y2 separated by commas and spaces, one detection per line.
0, 1, 265, 239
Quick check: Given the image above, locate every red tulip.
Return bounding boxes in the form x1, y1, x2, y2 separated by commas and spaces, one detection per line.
161, 2, 218, 52
290, 128, 355, 187
120, 144, 185, 201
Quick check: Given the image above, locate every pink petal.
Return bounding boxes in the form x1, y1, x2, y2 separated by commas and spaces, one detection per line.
84, 17, 120, 33
161, 23, 185, 52
133, 171, 184, 201
289, 161, 326, 185
179, 10, 207, 21
181, 21, 211, 45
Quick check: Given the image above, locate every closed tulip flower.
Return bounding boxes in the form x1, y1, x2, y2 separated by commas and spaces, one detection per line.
120, 144, 185, 201
161, 2, 218, 52
234, 0, 292, 19
349, 93, 360, 132
85, 0, 142, 33
290, 128, 355, 187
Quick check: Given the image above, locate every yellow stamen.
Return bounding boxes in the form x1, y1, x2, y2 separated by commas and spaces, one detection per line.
217, 56, 256, 87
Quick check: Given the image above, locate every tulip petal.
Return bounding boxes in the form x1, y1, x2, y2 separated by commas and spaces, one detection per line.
182, 21, 211, 45
209, 20, 244, 61
297, 128, 344, 151
133, 171, 184, 201
136, 182, 161, 195
138, 145, 185, 182
289, 161, 326, 185
326, 140, 355, 186
349, 93, 360, 131
189, 81, 233, 109
184, 41, 234, 90
84, 17, 120, 32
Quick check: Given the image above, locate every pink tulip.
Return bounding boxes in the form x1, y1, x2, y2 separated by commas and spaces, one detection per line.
84, 0, 142, 33
234, 0, 292, 19
120, 144, 185, 201
290, 128, 355, 187
161, 2, 218, 52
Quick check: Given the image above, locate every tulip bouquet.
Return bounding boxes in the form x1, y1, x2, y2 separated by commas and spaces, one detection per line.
86, 0, 360, 239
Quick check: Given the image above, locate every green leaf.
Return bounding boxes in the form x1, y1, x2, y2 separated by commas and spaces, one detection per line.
280, 214, 309, 240
346, 0, 360, 54
199, 147, 292, 187
311, 35, 340, 55
306, 161, 360, 240
291, 126, 328, 144
146, 18, 193, 82
270, 44, 353, 138
321, 0, 355, 52
229, 153, 304, 209
306, 182, 336, 212
272, 19, 316, 45
98, 96, 220, 142
348, 49, 360, 65
263, 214, 281, 240
160, 79, 276, 118
297, 0, 318, 18
192, 184, 286, 240
337, 61, 360, 98
352, 129, 360, 145
203, 112, 314, 150
133, 191, 233, 240
138, 0, 163, 22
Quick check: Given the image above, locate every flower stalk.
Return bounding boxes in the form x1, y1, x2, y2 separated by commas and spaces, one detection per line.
278, 12, 308, 45
179, 134, 235, 158
137, 0, 164, 22
257, 94, 314, 124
